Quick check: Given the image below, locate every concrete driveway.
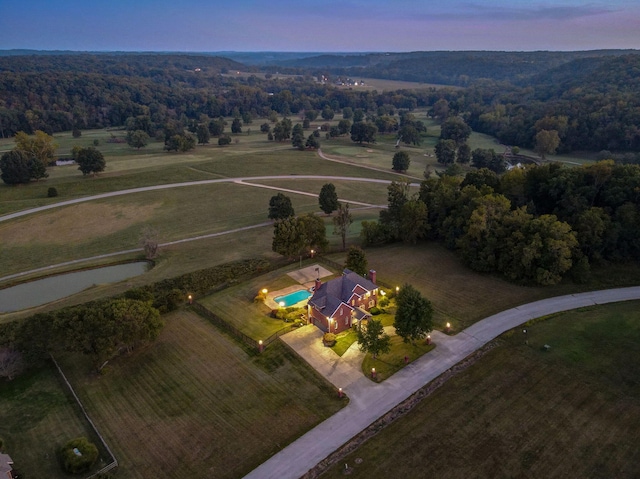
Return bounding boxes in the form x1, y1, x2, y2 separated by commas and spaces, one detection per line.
244, 286, 640, 479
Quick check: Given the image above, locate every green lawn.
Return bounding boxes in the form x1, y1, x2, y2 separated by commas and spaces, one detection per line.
197, 262, 338, 341
331, 328, 360, 356
323, 300, 640, 478
54, 309, 346, 479
0, 365, 112, 478
362, 335, 436, 381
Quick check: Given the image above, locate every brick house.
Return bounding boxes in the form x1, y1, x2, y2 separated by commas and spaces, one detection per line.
307, 269, 379, 334
0, 453, 14, 479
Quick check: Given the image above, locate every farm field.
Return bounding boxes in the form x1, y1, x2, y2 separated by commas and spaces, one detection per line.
0, 365, 111, 479
322, 300, 640, 479
54, 309, 345, 479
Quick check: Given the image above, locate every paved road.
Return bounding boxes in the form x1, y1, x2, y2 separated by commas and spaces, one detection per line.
243, 286, 640, 479
0, 174, 391, 283
0, 174, 410, 223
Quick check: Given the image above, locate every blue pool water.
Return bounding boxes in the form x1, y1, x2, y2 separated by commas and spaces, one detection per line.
274, 289, 312, 307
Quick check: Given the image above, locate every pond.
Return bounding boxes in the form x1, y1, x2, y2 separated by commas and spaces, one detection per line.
0, 262, 149, 313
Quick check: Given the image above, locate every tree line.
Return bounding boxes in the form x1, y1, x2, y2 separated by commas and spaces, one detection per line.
362, 160, 640, 286
0, 258, 270, 380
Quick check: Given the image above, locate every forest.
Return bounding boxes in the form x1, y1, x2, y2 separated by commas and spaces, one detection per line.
1, 51, 639, 158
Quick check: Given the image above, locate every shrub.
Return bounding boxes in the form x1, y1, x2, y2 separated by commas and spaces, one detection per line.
379, 297, 390, 308
59, 437, 99, 474
369, 306, 381, 315
323, 332, 336, 346
93, 139, 100, 146
47, 187, 58, 197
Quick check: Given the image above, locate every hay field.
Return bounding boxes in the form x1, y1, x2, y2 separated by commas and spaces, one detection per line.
58, 309, 344, 479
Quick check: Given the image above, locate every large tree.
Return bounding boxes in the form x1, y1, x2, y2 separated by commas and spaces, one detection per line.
231, 118, 243, 134
440, 117, 472, 146
126, 129, 149, 149
58, 299, 162, 369
319, 183, 339, 215
196, 124, 211, 145
357, 319, 391, 359
350, 122, 377, 144
345, 245, 368, 276
298, 213, 328, 252
392, 151, 411, 172
379, 180, 410, 239
165, 133, 196, 152
75, 147, 106, 176
535, 129, 561, 160
333, 202, 353, 250
268, 192, 295, 220
0, 149, 32, 185
398, 124, 421, 146
435, 139, 457, 165
272, 217, 305, 257
394, 284, 433, 343
14, 130, 57, 165
305, 133, 320, 150
399, 198, 428, 244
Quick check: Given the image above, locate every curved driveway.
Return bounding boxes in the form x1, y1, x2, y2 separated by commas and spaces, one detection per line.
244, 286, 640, 479
0, 175, 417, 223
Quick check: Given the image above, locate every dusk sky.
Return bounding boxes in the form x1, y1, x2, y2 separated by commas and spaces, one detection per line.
1, 0, 639, 52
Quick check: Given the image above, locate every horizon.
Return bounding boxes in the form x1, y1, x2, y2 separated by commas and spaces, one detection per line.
1, 1, 639, 52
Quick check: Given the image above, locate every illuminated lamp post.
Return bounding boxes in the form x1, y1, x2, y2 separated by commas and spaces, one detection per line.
188, 294, 193, 305
371, 367, 377, 379
446, 322, 451, 333
258, 340, 264, 353
426, 334, 431, 345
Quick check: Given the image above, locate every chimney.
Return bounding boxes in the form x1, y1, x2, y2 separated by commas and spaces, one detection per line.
368, 270, 377, 284
315, 278, 322, 292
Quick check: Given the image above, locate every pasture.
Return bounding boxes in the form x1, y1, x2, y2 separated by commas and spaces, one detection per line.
0, 365, 111, 479
322, 300, 640, 479
54, 309, 345, 479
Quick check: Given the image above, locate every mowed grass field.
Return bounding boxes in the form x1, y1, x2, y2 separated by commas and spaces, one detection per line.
0, 365, 112, 479
56, 309, 345, 479
328, 242, 551, 329
323, 300, 640, 479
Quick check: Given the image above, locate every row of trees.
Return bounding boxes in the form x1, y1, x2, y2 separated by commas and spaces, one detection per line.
269, 185, 354, 257
361, 160, 640, 285
0, 298, 162, 377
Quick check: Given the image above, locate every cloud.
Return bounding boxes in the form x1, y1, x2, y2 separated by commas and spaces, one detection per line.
403, 2, 618, 22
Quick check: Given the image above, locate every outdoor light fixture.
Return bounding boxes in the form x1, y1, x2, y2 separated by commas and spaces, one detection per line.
279, 301, 285, 308
396, 286, 399, 292
262, 288, 268, 294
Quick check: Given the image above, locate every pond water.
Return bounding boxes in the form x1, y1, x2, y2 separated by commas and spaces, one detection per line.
0, 262, 149, 313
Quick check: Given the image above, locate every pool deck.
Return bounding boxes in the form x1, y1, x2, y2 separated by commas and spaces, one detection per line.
265, 284, 311, 310
264, 264, 334, 310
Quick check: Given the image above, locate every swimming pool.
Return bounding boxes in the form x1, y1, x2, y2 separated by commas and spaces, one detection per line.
274, 289, 312, 307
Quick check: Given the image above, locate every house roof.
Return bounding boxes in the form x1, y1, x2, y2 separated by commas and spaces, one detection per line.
0, 453, 13, 476
308, 269, 377, 317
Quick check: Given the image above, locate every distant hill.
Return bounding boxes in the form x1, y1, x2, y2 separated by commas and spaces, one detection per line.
0, 53, 248, 76
267, 50, 639, 86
